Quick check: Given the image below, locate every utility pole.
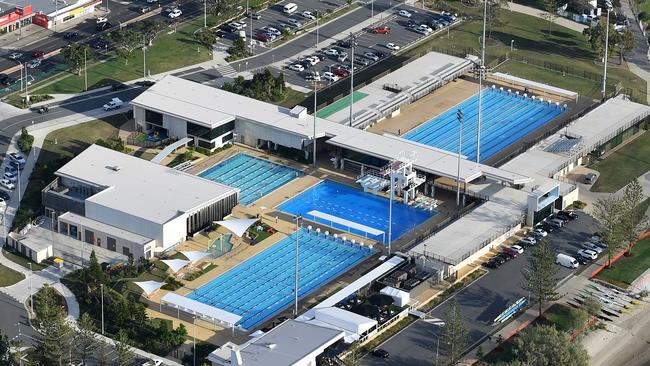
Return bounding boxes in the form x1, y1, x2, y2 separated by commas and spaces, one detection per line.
477, 0, 487, 165
100, 284, 105, 335
204, 0, 207, 28
193, 316, 196, 366
602, 8, 610, 100
388, 170, 393, 254
456, 109, 463, 207
28, 262, 32, 312
84, 47, 88, 91
349, 33, 356, 127
24, 63, 28, 104
313, 81, 318, 167
371, 0, 374, 18
294, 216, 301, 317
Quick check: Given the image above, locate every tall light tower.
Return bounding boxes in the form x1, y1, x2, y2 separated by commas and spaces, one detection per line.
348, 33, 357, 127
293, 216, 301, 317
602, 7, 611, 100
477, 0, 488, 165
456, 109, 463, 207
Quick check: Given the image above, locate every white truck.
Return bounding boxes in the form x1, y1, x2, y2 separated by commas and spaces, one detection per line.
103, 97, 123, 111
556, 253, 579, 269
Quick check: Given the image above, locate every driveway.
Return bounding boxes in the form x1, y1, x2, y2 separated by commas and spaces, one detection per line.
362, 213, 600, 366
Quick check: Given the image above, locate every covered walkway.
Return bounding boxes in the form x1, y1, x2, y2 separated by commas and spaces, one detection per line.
150, 137, 193, 164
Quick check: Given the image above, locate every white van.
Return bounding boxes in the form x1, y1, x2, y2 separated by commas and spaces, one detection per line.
556, 253, 579, 269
549, 218, 565, 228
283, 3, 298, 14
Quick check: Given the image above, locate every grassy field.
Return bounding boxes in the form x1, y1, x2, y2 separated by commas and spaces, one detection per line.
412, 1, 647, 103
277, 88, 310, 109
13, 114, 132, 230
1, 249, 48, 271
598, 236, 650, 287
0, 264, 25, 287
590, 131, 650, 192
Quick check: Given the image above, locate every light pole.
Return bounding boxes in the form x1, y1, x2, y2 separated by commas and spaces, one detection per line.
436, 335, 440, 365
24, 63, 29, 104
371, 0, 374, 18
18, 61, 23, 95
349, 33, 356, 127
84, 47, 88, 91
17, 165, 21, 203
142, 45, 147, 79
315, 16, 319, 47
313, 81, 318, 167
100, 283, 105, 335
193, 316, 196, 366
477, 0, 487, 165
204, 0, 207, 28
602, 8, 610, 100
28, 262, 32, 312
388, 169, 393, 254
106, 0, 109, 12
294, 215, 301, 317
510, 39, 514, 52
456, 109, 463, 207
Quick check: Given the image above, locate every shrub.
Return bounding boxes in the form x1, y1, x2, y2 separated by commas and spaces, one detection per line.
17, 127, 34, 153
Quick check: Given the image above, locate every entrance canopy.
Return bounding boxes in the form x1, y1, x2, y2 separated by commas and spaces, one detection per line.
215, 218, 259, 237
307, 210, 385, 242
180, 251, 209, 263
133, 281, 165, 296
161, 259, 190, 273
161, 292, 242, 328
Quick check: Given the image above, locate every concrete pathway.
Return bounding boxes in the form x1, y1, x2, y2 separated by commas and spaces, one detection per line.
504, 3, 588, 33
621, 0, 650, 103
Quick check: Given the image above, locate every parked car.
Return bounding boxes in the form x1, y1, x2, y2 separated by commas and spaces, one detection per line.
323, 48, 340, 56
248, 12, 261, 19
492, 255, 507, 264
498, 252, 513, 261
26, 59, 41, 69
483, 258, 501, 269
337, 39, 357, 48
3, 171, 16, 183
549, 218, 564, 228
577, 249, 598, 260
31, 50, 45, 58
398, 9, 412, 17
386, 42, 400, 50
532, 228, 547, 237
146, 0, 158, 3
557, 210, 578, 220
584, 172, 597, 184
9, 160, 24, 171
8, 53, 22, 60
337, 52, 348, 62
581, 242, 603, 253
96, 21, 112, 31
140, 6, 152, 13
287, 18, 303, 27
64, 31, 79, 39
364, 52, 379, 61
0, 179, 15, 190
111, 83, 127, 91
406, 19, 417, 28
590, 235, 608, 248
556, 253, 579, 268
371, 349, 389, 358
537, 223, 555, 233
354, 57, 370, 66
510, 245, 524, 254
0, 191, 9, 201
96, 16, 108, 23
305, 56, 320, 65
417, 24, 433, 33
519, 236, 537, 246
255, 33, 273, 42
502, 247, 519, 258
333, 68, 349, 78
574, 254, 591, 265
304, 72, 321, 81
228, 21, 245, 30
262, 26, 281, 36
287, 63, 304, 72
322, 72, 339, 82
302, 11, 316, 20
8, 153, 25, 165
168, 9, 182, 19
372, 26, 391, 34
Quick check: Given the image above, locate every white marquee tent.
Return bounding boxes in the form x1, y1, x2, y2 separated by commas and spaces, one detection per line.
215, 218, 259, 238
133, 281, 165, 297
161, 259, 190, 273
180, 251, 209, 263
380, 286, 410, 307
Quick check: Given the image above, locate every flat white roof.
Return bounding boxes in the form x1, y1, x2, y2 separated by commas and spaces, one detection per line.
301, 256, 405, 320
161, 292, 242, 326
307, 210, 384, 236
132, 76, 531, 185
56, 145, 239, 225
492, 72, 578, 97
58, 212, 153, 245
208, 320, 344, 366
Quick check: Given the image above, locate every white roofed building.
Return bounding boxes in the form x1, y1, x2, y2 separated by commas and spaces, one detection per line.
42, 145, 239, 258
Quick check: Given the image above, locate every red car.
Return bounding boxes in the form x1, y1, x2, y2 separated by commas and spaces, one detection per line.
333, 68, 350, 78
372, 26, 391, 34
502, 247, 519, 258
31, 50, 45, 58
255, 33, 272, 43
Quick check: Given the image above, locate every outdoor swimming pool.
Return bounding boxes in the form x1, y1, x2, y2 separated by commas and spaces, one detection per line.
278, 180, 434, 242
187, 228, 372, 329
403, 88, 565, 161
199, 153, 302, 205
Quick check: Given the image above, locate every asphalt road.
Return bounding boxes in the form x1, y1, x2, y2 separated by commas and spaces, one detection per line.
0, 292, 38, 345
361, 213, 601, 366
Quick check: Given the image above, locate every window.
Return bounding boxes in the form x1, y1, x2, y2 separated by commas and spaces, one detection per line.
122, 247, 130, 256
96, 237, 102, 247
186, 120, 234, 140
69, 225, 78, 239
107, 237, 116, 251
222, 132, 234, 143
198, 139, 216, 149
84, 229, 95, 245
145, 109, 163, 126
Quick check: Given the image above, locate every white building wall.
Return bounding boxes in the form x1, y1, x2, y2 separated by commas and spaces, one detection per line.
85, 201, 164, 247
450, 223, 522, 274
164, 114, 188, 139
235, 118, 305, 150
161, 214, 188, 252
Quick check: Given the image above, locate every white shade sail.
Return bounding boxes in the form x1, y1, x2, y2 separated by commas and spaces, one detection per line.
215, 218, 260, 237
161, 259, 190, 273
180, 251, 209, 263
133, 281, 165, 296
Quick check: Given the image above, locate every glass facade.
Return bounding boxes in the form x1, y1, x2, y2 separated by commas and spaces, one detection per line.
187, 120, 234, 141
145, 109, 163, 126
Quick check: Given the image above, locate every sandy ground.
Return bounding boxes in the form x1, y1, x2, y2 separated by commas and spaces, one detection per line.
367, 78, 478, 136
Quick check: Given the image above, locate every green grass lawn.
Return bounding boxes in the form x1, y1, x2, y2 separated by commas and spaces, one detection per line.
597, 236, 650, 287
278, 88, 310, 109
544, 303, 587, 332
0, 264, 25, 287
412, 1, 647, 103
590, 132, 650, 192
1, 249, 48, 271
13, 114, 132, 230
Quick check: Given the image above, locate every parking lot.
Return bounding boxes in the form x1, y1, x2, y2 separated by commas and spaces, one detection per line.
361, 212, 601, 366
272, 6, 454, 90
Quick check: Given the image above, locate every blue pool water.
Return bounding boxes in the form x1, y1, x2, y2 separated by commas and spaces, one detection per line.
199, 154, 302, 205
187, 228, 372, 329
403, 88, 565, 161
278, 180, 434, 242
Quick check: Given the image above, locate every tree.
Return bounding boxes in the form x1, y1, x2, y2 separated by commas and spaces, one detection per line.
618, 29, 637, 63
107, 29, 143, 65
620, 179, 645, 254
33, 285, 73, 365
135, 19, 166, 46
195, 28, 217, 50
593, 196, 625, 267
0, 329, 9, 366
585, 20, 619, 60
486, 0, 508, 39
441, 298, 467, 365
512, 325, 589, 366
88, 250, 106, 285
566, 0, 593, 14
582, 296, 602, 317
207, 0, 236, 16
75, 313, 99, 365
522, 240, 559, 316
541, 0, 560, 36
115, 330, 135, 366
18, 126, 34, 153
61, 43, 91, 75
227, 36, 251, 61
97, 341, 109, 366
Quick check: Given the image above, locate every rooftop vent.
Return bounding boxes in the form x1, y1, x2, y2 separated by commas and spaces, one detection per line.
264, 343, 277, 349
289, 105, 308, 118
110, 165, 121, 172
